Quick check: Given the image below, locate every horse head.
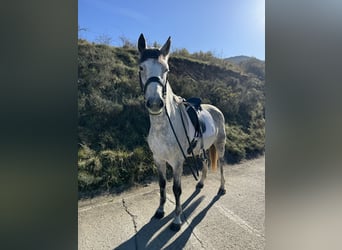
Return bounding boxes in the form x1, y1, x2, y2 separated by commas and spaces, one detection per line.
138, 34, 171, 115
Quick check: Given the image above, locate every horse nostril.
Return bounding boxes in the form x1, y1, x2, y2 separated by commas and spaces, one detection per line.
146, 99, 152, 108
159, 99, 164, 108
146, 98, 163, 112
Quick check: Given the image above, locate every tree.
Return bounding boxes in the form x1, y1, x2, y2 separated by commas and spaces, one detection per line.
119, 36, 135, 48
95, 34, 112, 45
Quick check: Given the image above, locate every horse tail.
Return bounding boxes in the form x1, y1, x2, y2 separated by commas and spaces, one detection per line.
209, 145, 218, 171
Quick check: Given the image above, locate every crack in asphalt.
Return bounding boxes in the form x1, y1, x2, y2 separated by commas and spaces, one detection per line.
182, 214, 205, 249
166, 196, 175, 205
122, 198, 138, 250
168, 192, 205, 248
190, 229, 205, 249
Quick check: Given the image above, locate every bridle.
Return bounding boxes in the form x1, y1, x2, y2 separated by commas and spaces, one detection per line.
139, 71, 168, 98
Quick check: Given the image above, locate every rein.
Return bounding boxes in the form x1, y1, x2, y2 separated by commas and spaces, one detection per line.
164, 103, 200, 181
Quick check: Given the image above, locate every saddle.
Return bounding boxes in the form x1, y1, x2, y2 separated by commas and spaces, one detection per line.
183, 97, 206, 154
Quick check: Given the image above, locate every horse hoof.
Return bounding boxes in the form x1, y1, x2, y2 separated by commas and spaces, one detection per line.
170, 222, 181, 231
217, 188, 226, 196
154, 210, 165, 219
196, 182, 204, 189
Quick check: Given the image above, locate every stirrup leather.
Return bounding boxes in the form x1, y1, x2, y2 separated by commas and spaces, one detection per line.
187, 138, 198, 154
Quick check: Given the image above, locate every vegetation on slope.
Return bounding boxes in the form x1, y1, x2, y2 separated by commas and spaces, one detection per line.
78, 39, 265, 196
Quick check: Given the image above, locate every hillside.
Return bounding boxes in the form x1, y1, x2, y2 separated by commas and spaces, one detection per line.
78, 39, 265, 195
225, 55, 252, 64
225, 56, 265, 80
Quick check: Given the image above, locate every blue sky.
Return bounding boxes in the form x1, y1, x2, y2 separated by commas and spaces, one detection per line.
79, 0, 265, 60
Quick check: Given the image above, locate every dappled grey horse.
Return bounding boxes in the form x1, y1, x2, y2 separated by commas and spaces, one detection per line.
138, 34, 226, 231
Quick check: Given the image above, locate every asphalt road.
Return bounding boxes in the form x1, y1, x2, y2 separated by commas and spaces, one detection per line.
78, 156, 265, 250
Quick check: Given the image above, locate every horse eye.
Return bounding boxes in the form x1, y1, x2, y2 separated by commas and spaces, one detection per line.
139, 66, 143, 71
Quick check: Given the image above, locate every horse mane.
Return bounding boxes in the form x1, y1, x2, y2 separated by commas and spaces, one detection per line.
139, 49, 161, 63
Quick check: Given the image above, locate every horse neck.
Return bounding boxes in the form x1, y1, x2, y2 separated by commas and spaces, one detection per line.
165, 82, 177, 113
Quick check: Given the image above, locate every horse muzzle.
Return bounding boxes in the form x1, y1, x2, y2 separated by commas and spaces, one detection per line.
146, 97, 164, 115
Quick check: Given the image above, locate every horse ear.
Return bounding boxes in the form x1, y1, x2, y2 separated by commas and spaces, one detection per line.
138, 33, 146, 53
160, 36, 171, 57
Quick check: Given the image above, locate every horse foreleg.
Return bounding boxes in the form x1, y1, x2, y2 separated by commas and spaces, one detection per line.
154, 162, 166, 219
170, 164, 183, 231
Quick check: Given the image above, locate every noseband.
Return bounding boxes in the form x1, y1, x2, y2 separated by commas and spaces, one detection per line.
139, 71, 167, 98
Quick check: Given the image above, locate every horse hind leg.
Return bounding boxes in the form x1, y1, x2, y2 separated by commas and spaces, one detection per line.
217, 158, 226, 195
154, 162, 166, 219
216, 142, 226, 196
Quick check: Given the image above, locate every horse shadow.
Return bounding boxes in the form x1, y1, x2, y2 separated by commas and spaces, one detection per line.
163, 194, 221, 249
114, 188, 221, 250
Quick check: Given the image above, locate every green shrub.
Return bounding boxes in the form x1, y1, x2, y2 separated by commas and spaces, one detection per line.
246, 118, 265, 157
132, 146, 157, 182
78, 145, 103, 191
99, 150, 135, 187
225, 125, 248, 163
78, 145, 157, 193
78, 171, 103, 191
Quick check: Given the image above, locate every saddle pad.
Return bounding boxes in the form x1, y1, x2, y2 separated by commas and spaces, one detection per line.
185, 108, 218, 150
198, 110, 217, 141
